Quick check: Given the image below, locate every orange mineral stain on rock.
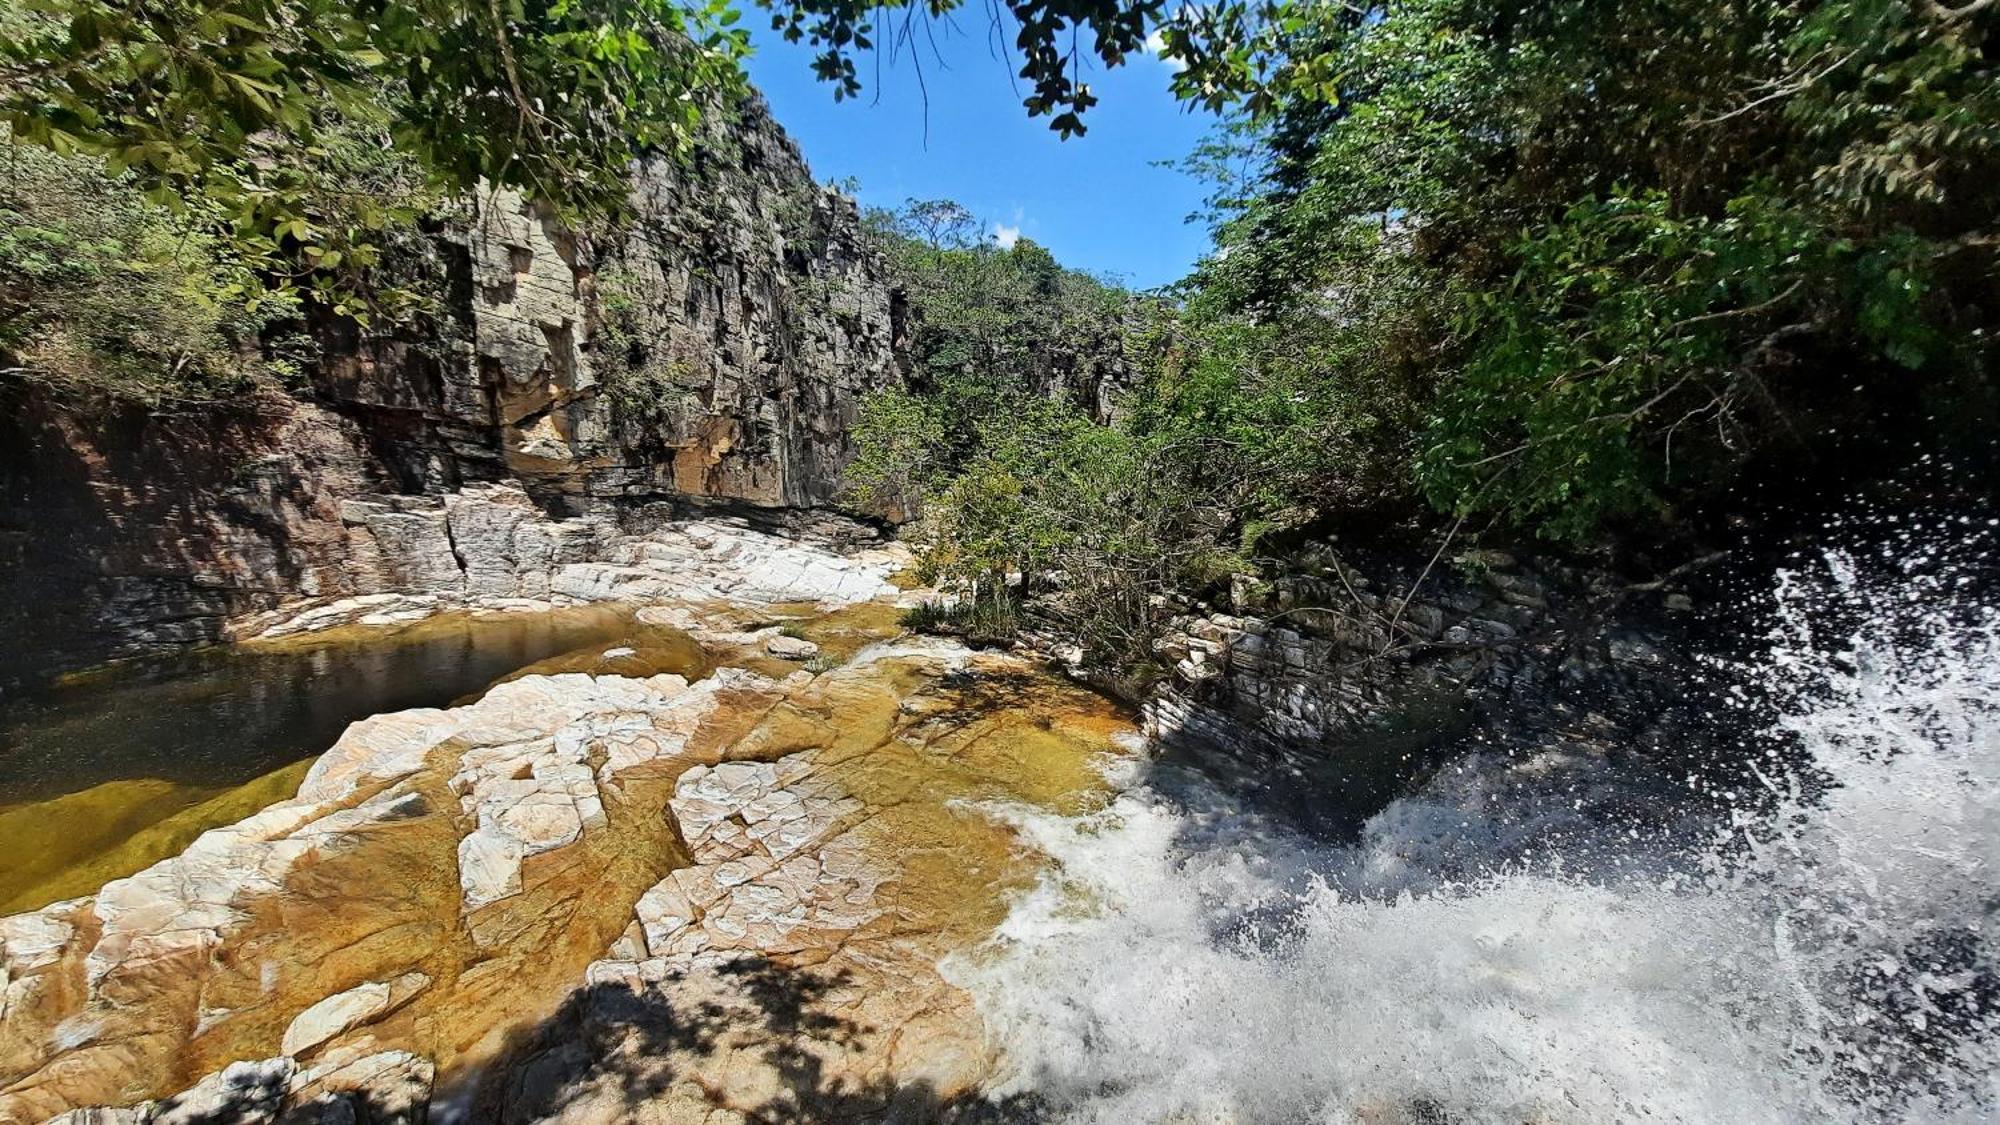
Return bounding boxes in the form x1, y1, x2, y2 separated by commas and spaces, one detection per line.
0, 613, 1138, 1125
496, 640, 1137, 1122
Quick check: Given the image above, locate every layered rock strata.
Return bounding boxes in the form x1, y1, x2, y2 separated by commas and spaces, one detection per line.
1137, 542, 1712, 835
228, 487, 908, 642
0, 90, 905, 685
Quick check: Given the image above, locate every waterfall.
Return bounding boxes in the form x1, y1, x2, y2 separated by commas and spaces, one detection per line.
948, 531, 2000, 1122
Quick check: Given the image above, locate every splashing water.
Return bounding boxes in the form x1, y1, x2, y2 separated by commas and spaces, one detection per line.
948, 544, 2000, 1123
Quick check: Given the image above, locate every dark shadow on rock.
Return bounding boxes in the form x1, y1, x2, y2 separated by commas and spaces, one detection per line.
465, 977, 731, 1123
130, 1069, 423, 1125
455, 954, 1051, 1124
143, 1062, 291, 1124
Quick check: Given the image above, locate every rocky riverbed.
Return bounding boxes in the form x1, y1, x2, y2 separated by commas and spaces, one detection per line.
0, 524, 1136, 1125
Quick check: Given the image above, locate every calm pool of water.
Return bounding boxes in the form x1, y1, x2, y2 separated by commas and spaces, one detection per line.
0, 606, 700, 803
0, 605, 716, 912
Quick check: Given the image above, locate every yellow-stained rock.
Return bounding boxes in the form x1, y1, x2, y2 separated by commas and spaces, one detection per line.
1, 632, 1138, 1125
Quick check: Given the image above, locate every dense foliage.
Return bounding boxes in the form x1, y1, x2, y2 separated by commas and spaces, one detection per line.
844, 199, 1142, 506
851, 0, 2000, 662
1194, 0, 1999, 540
0, 0, 749, 312
0, 143, 296, 402
869, 200, 1133, 405
2, 0, 1993, 649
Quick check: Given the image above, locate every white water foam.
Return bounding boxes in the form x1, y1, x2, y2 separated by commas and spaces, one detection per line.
949, 548, 2000, 1123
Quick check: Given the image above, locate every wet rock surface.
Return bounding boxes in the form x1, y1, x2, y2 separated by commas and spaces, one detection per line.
2, 593, 1134, 1124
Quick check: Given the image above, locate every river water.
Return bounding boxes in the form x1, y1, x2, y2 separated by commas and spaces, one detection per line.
0, 605, 707, 912
3, 528, 1996, 1121
948, 533, 2000, 1123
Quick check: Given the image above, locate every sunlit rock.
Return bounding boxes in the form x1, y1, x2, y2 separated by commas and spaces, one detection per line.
0, 621, 1138, 1124
281, 973, 430, 1058
285, 1048, 434, 1124
763, 634, 820, 660
46, 1048, 435, 1125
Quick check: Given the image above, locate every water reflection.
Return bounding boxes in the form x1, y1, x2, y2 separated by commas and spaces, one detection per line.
0, 605, 718, 912
0, 606, 695, 803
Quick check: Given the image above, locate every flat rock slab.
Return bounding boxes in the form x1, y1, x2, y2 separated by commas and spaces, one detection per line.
3, 636, 1140, 1125
239, 503, 910, 642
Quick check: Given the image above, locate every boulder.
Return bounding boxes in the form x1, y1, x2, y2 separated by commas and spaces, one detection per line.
763, 635, 820, 660
0, 667, 785, 1122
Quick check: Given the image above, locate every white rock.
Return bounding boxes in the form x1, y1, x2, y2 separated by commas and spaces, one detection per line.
282, 980, 394, 1057
623, 746, 887, 966
288, 1048, 434, 1122
152, 1057, 296, 1125
458, 829, 526, 911
764, 635, 821, 660
42, 1108, 151, 1124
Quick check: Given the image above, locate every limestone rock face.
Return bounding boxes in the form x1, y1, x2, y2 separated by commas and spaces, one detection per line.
464, 93, 901, 509
0, 90, 904, 684
230, 503, 908, 642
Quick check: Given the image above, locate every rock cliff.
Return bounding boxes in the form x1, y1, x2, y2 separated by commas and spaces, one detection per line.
0, 92, 905, 684
1128, 539, 1727, 838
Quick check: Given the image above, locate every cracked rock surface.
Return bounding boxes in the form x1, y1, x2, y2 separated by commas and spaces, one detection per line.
3, 616, 1136, 1124
235, 504, 909, 643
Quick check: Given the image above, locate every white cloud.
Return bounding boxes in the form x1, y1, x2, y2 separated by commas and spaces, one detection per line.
992, 222, 1022, 249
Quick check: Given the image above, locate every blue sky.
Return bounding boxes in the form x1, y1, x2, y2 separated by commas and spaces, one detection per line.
741, 20, 1219, 290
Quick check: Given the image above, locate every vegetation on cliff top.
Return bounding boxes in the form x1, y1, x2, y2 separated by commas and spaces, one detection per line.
0, 0, 1300, 321
843, 199, 1146, 513
1, 0, 1993, 657
0, 0, 1315, 405
849, 0, 1999, 664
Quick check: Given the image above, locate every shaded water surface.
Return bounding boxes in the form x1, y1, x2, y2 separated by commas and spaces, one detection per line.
0, 605, 708, 911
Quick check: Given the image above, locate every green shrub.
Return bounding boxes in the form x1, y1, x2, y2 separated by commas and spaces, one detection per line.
0, 144, 291, 404
1165, 0, 1997, 543
900, 595, 1021, 645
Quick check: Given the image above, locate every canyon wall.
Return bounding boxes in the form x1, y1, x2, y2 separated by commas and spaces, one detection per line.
0, 93, 905, 683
